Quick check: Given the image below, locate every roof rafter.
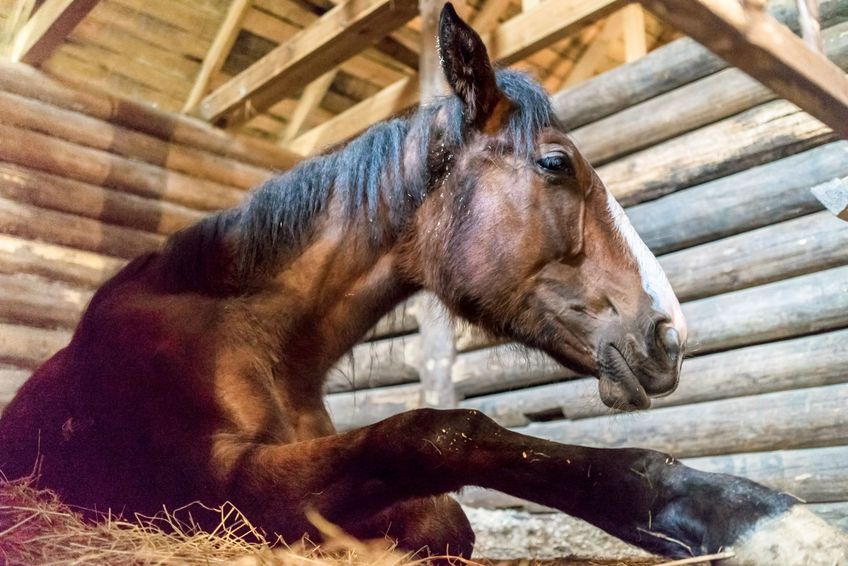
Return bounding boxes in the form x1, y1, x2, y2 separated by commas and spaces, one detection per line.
197, 0, 419, 127
287, 0, 626, 155
640, 0, 848, 138
11, 0, 99, 65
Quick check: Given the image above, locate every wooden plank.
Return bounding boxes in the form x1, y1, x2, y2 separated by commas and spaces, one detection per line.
798, 0, 824, 50
0, 162, 205, 236
621, 4, 646, 62
0, 90, 270, 190
598, 99, 835, 207
470, 0, 513, 33
685, 264, 848, 355
0, 122, 244, 212
10, 0, 99, 65
0, 61, 301, 171
287, 0, 625, 154
454, 345, 576, 397
552, 0, 848, 129
0, 322, 71, 369
0, 273, 91, 329
687, 445, 848, 504
0, 234, 124, 289
628, 142, 848, 255
197, 0, 419, 127
0, 196, 162, 259
660, 210, 848, 301
640, 0, 848, 138
518, 382, 848, 459
572, 20, 848, 165
279, 70, 338, 143
812, 177, 848, 220
326, 383, 421, 430
363, 300, 419, 341
183, 0, 252, 113
560, 13, 622, 88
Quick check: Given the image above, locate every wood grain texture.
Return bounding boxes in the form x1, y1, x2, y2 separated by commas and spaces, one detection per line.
0, 323, 71, 369
598, 99, 835, 206
198, 0, 418, 126
628, 142, 848, 254
641, 0, 848, 137
518, 382, 848, 459
11, 0, 99, 65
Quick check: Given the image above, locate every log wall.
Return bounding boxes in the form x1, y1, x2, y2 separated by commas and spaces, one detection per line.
326, 15, 848, 528
2, 9, 848, 531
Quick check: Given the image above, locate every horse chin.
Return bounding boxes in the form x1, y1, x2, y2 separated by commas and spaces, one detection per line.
597, 347, 652, 412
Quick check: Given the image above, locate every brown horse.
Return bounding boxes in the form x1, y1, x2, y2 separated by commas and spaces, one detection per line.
1, 5, 845, 564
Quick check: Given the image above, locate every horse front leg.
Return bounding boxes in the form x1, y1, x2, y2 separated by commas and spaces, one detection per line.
224, 408, 847, 564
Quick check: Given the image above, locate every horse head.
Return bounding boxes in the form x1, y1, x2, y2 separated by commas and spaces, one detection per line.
409, 4, 687, 411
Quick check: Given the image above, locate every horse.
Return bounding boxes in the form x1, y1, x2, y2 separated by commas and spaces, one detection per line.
1, 5, 845, 564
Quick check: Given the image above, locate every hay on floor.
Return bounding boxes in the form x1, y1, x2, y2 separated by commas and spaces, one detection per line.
0, 479, 719, 566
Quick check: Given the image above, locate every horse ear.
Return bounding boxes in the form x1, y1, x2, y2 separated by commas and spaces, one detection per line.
438, 3, 502, 128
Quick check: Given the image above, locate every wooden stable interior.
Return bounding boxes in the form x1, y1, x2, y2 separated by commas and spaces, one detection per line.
1, 0, 848, 547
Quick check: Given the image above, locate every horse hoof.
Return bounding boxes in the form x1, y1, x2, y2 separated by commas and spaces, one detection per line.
720, 506, 848, 566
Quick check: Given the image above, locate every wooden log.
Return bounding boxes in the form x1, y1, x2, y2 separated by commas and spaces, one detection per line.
0, 61, 301, 171
685, 264, 848, 355
0, 273, 91, 330
519, 382, 848, 459
0, 322, 71, 369
198, 0, 419, 127
0, 162, 206, 236
453, 346, 576, 398
552, 0, 848, 128
628, 142, 848, 255
641, 0, 848, 138
0, 366, 31, 407
0, 122, 244, 212
687, 445, 848, 504
597, 99, 836, 206
573, 21, 848, 164
0, 196, 162, 259
660, 210, 848, 301
0, 90, 271, 190
325, 335, 421, 393
0, 234, 124, 288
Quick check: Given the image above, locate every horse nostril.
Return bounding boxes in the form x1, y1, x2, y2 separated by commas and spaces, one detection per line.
657, 323, 681, 364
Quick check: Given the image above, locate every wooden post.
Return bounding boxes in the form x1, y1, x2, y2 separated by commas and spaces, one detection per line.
182, 0, 252, 113
797, 0, 823, 51
416, 0, 457, 409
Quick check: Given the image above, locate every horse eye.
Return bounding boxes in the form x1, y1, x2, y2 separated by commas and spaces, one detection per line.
537, 153, 572, 174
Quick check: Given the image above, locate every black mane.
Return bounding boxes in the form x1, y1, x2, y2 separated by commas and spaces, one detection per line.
162, 70, 555, 291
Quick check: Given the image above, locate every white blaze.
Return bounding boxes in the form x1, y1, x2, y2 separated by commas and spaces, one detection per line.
606, 190, 687, 341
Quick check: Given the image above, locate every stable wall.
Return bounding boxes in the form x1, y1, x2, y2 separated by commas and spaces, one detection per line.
1, 7, 848, 531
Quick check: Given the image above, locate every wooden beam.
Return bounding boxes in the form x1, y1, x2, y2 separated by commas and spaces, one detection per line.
1, 0, 36, 57
621, 3, 646, 62
798, 0, 823, 51
278, 70, 337, 143
197, 0, 418, 127
470, 0, 513, 33
640, 0, 848, 138
288, 0, 625, 154
183, 0, 252, 113
561, 13, 622, 88
10, 0, 98, 65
